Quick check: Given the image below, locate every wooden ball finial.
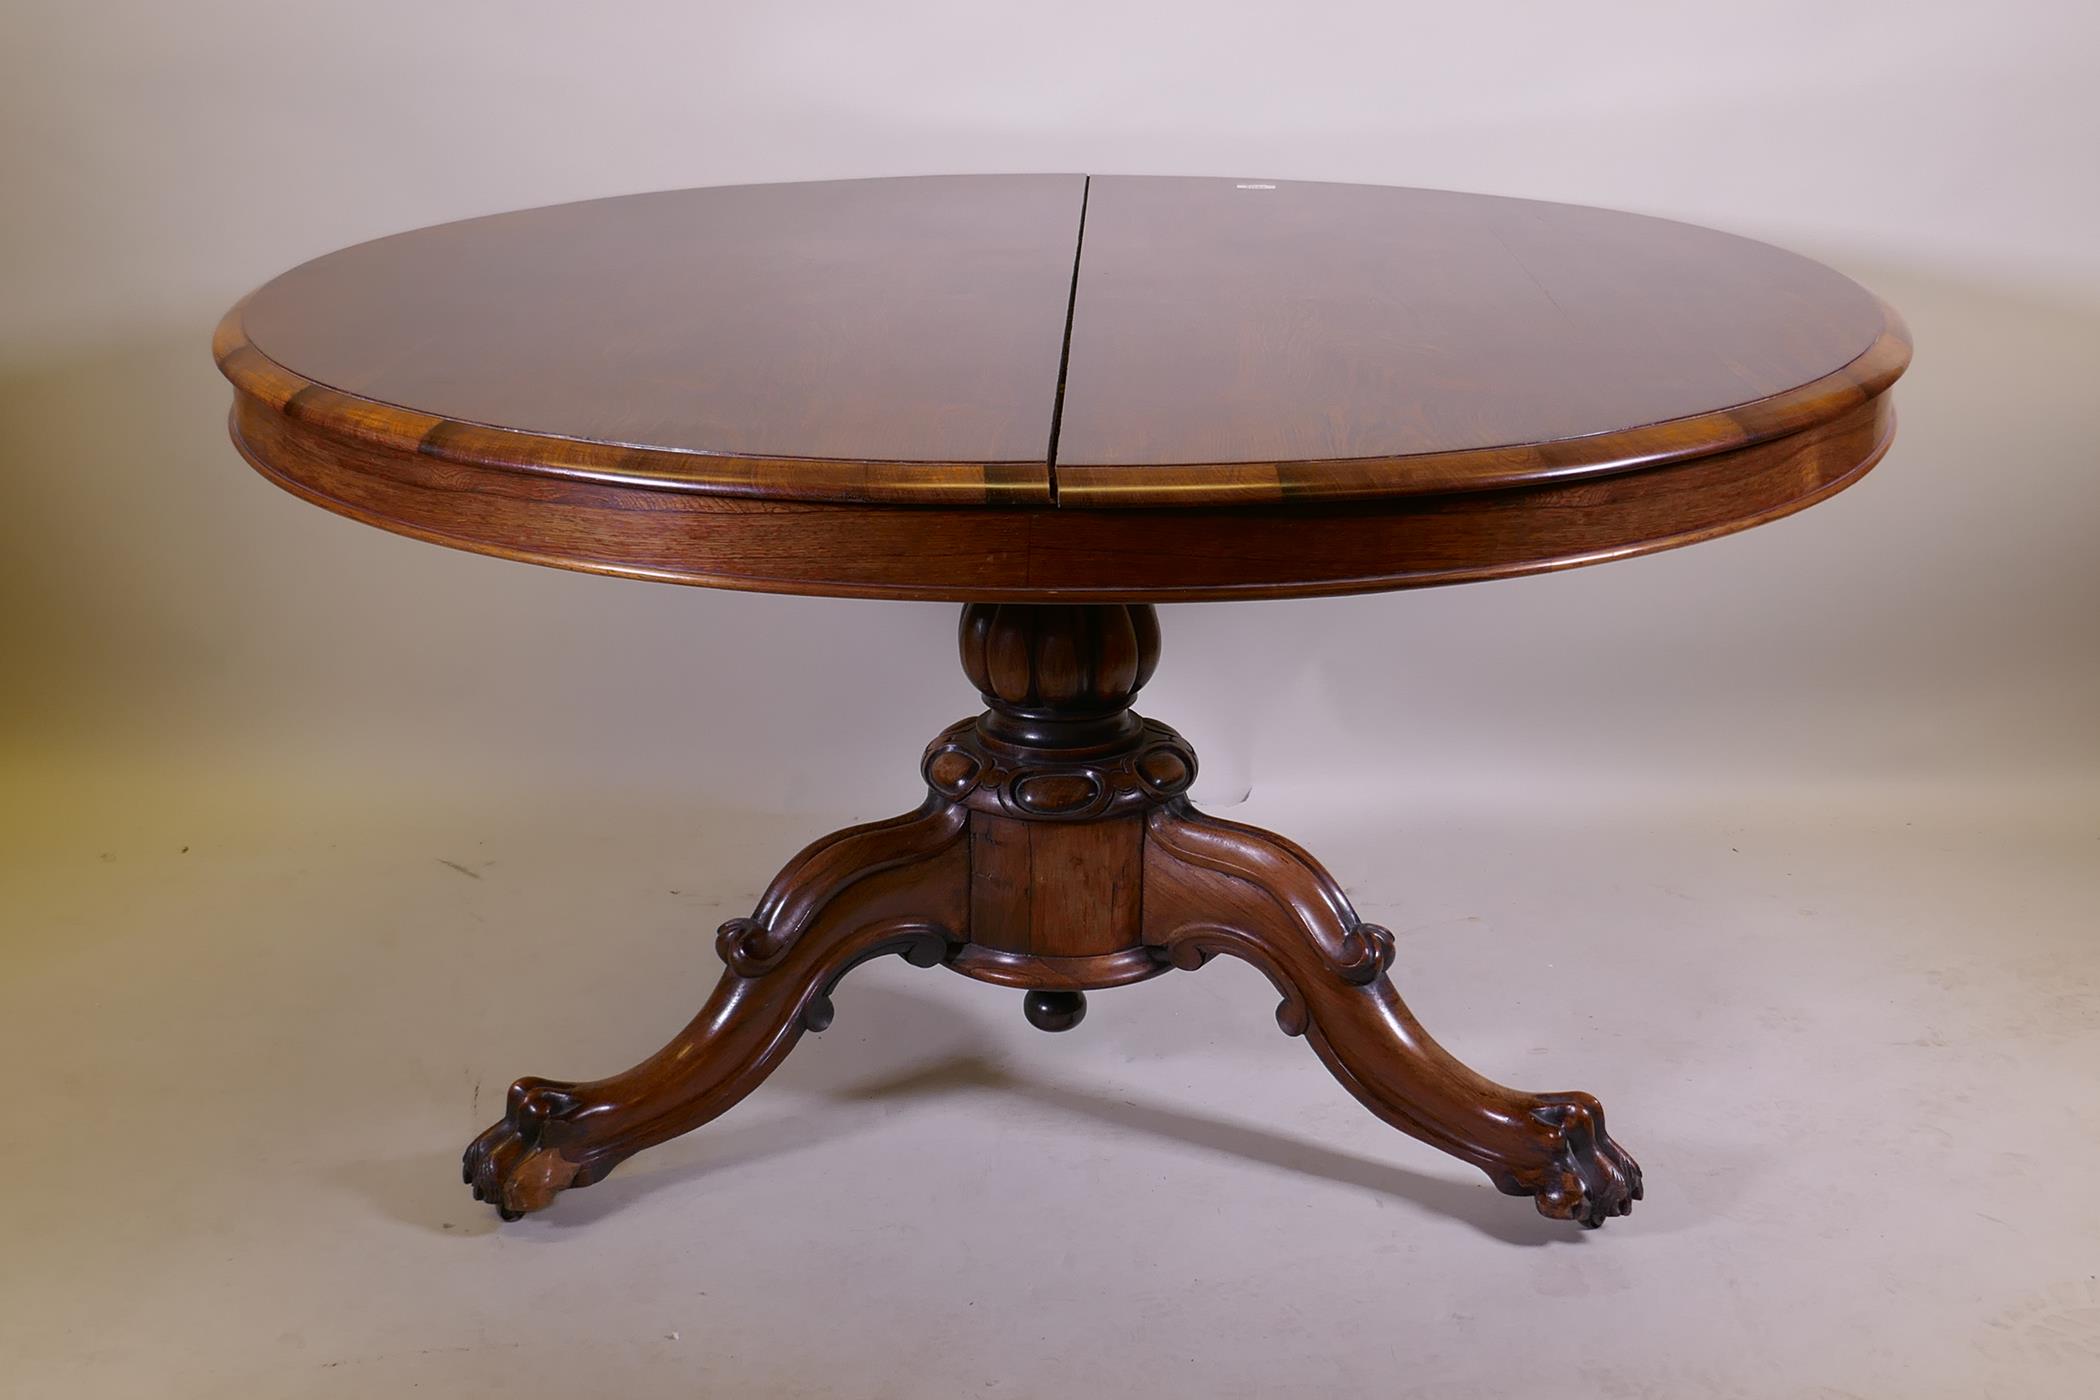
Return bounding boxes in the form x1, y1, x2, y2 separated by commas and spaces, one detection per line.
1023, 989, 1088, 1032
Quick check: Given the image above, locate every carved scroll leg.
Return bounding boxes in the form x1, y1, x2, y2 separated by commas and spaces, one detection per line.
464, 798, 969, 1218
1144, 803, 1642, 1227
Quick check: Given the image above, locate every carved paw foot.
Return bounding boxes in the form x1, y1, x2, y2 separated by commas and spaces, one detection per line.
1512, 1093, 1644, 1228
462, 1076, 602, 1219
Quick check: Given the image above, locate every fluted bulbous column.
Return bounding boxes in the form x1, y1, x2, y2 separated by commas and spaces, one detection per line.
957, 603, 1161, 748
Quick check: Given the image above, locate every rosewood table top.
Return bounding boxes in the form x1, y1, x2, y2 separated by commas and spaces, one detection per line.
218, 175, 1907, 601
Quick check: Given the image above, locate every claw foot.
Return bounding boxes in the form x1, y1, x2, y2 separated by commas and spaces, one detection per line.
1508, 1093, 1643, 1228
462, 1077, 601, 1218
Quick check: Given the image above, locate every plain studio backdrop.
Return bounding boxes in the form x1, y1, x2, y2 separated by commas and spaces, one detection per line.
3, 4, 2096, 1399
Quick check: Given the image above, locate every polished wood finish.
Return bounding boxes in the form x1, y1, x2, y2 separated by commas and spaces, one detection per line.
235, 175, 1086, 505
1022, 989, 1088, 1033
219, 175, 1910, 599
1142, 804, 1637, 1224
465, 605, 1639, 1226
224, 377, 1894, 601
220, 177, 1909, 1233
465, 801, 970, 1217
1056, 177, 1903, 505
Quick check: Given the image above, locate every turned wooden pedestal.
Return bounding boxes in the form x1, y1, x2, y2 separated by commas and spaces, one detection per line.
461, 604, 1644, 1226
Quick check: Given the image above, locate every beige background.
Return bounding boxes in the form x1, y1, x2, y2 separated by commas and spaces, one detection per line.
4, 3, 2097, 1397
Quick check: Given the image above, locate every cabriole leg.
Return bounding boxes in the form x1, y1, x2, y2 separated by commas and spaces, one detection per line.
1143, 802, 1642, 1227
462, 801, 968, 1217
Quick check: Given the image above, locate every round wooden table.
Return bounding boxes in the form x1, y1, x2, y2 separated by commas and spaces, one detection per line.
217, 175, 1909, 1229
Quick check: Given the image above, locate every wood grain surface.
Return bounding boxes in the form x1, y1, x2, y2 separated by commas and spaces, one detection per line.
217, 175, 1910, 600
1055, 177, 1906, 505
235, 175, 1086, 504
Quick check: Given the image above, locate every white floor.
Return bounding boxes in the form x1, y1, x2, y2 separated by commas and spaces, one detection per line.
4, 756, 2097, 1398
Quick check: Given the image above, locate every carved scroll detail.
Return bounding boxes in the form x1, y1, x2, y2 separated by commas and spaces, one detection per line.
1145, 802, 1394, 985
921, 716, 1198, 823
715, 798, 967, 976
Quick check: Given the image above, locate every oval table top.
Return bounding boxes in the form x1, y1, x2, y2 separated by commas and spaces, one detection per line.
217, 175, 1908, 602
